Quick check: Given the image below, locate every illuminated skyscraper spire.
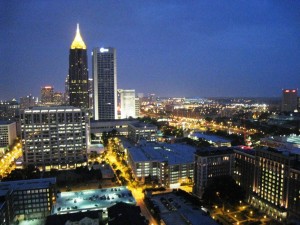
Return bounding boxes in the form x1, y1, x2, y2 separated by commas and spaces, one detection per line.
71, 23, 86, 49
69, 24, 89, 109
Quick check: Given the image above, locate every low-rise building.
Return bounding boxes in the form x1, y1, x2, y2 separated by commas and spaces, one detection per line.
90, 119, 138, 138
128, 122, 157, 143
189, 132, 231, 147
260, 134, 300, 150
0, 178, 56, 224
126, 142, 195, 188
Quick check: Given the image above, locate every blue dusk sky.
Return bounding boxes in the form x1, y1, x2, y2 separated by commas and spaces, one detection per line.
1, 0, 300, 99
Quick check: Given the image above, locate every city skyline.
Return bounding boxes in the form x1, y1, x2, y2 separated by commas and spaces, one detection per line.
1, 1, 300, 99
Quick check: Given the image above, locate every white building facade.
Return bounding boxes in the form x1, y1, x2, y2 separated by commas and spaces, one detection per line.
21, 106, 88, 170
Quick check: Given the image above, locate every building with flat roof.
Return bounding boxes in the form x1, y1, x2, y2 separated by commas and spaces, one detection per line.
92, 47, 117, 120
0, 178, 56, 224
260, 134, 300, 150
126, 142, 195, 188
281, 89, 298, 112
0, 121, 17, 154
233, 148, 256, 197
21, 106, 88, 171
52, 186, 135, 215
193, 147, 235, 198
41, 86, 54, 105
108, 202, 147, 225
118, 89, 136, 119
189, 132, 231, 147
250, 148, 299, 222
128, 122, 158, 143
90, 119, 139, 138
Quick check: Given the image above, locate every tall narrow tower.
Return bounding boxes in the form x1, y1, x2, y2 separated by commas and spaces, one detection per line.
69, 24, 89, 109
92, 47, 117, 120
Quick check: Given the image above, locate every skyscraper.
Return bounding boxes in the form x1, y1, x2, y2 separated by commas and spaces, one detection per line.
69, 24, 89, 109
92, 47, 117, 120
41, 86, 54, 105
281, 89, 298, 112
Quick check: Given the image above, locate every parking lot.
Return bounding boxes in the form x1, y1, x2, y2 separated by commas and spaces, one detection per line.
53, 186, 135, 214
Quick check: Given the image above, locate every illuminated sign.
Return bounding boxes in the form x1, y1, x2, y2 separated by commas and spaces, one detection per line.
100, 47, 109, 53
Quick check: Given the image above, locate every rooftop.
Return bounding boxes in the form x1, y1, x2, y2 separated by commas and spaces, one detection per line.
195, 147, 234, 156
151, 192, 218, 225
0, 178, 56, 196
0, 120, 15, 125
128, 142, 196, 165
189, 132, 231, 143
53, 186, 135, 214
130, 122, 157, 129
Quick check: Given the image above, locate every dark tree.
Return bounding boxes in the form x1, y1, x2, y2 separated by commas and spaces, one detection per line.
202, 175, 245, 206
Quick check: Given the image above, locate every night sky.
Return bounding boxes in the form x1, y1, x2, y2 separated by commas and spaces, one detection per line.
1, 1, 300, 100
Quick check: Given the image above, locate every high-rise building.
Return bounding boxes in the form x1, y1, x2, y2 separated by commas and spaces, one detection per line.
64, 74, 69, 105
69, 24, 89, 109
21, 106, 87, 171
0, 121, 17, 155
193, 147, 235, 198
92, 47, 117, 120
41, 86, 54, 105
53, 92, 64, 105
135, 97, 140, 118
281, 89, 298, 112
118, 89, 136, 119
20, 94, 37, 109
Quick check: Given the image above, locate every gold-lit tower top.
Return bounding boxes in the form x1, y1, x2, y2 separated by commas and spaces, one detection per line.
71, 23, 86, 49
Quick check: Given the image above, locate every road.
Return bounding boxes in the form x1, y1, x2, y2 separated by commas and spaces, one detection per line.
103, 138, 158, 225
0, 141, 22, 179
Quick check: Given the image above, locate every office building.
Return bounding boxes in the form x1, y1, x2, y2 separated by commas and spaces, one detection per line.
189, 132, 231, 147
0, 121, 17, 155
118, 89, 136, 119
52, 92, 64, 105
250, 148, 295, 221
128, 122, 157, 143
69, 24, 89, 109
88, 78, 93, 111
90, 119, 139, 139
0, 99, 19, 121
260, 134, 300, 150
21, 106, 87, 171
126, 142, 195, 188
281, 89, 298, 112
233, 148, 256, 196
64, 75, 69, 104
0, 178, 56, 224
135, 97, 140, 117
41, 86, 54, 105
92, 47, 117, 120
19, 94, 37, 109
193, 147, 235, 198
